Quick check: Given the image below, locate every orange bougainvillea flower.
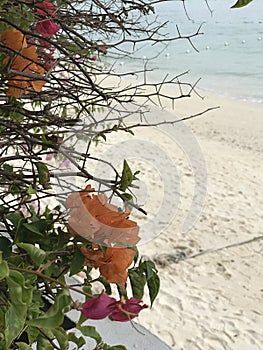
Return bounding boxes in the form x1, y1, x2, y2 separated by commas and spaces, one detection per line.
66, 185, 140, 246
5, 46, 46, 98
6, 75, 31, 99
81, 245, 136, 287
1, 29, 27, 52
11, 46, 38, 68
1, 30, 46, 98
6, 72, 46, 98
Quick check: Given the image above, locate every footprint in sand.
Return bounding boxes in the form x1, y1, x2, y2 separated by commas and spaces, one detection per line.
154, 246, 193, 267
216, 262, 232, 279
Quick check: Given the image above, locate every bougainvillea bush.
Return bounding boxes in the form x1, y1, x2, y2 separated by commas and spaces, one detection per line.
0, 0, 188, 348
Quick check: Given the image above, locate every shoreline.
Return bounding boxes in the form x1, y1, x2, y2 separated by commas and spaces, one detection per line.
111, 70, 263, 109
113, 63, 263, 106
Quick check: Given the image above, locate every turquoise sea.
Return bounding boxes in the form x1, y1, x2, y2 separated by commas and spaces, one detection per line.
110, 0, 263, 103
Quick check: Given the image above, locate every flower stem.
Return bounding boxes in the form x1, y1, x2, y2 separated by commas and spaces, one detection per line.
9, 266, 92, 298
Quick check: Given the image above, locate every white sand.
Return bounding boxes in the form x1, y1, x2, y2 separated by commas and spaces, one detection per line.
49, 74, 263, 349
131, 92, 263, 349
83, 78, 263, 349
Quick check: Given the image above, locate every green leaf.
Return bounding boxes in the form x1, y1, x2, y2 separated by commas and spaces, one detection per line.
0, 259, 9, 280
10, 111, 24, 122
0, 24, 9, 37
0, 306, 5, 326
140, 260, 155, 279
3, 164, 13, 173
52, 327, 69, 350
26, 325, 40, 345
231, 0, 253, 8
28, 290, 71, 328
99, 133, 107, 141
121, 193, 133, 202
27, 184, 37, 195
0, 0, 8, 10
6, 211, 24, 228
14, 219, 46, 244
7, 270, 33, 309
120, 160, 133, 191
139, 261, 160, 306
41, 134, 52, 147
22, 219, 47, 236
5, 270, 33, 346
36, 334, 53, 350
5, 305, 27, 349
5, 271, 33, 346
128, 270, 146, 300
77, 326, 102, 344
68, 333, 86, 348
76, 312, 87, 328
16, 342, 32, 350
17, 243, 46, 266
147, 273, 160, 306
97, 276, 112, 295
8, 184, 21, 195
69, 248, 85, 276
35, 162, 50, 187
0, 237, 12, 259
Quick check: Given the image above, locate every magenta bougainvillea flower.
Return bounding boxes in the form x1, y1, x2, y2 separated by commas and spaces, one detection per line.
81, 292, 148, 322
36, 1, 59, 38
98, 46, 107, 54
111, 297, 148, 322
39, 39, 52, 48
36, 20, 59, 38
36, 0, 56, 17
81, 292, 116, 320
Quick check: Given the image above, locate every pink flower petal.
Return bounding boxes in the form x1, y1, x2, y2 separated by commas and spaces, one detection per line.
39, 39, 52, 48
82, 292, 116, 320
110, 298, 148, 322
61, 159, 71, 168
36, 1, 57, 18
36, 20, 59, 38
46, 153, 54, 161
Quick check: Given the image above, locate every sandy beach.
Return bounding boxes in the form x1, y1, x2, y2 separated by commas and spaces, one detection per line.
47, 74, 263, 349
85, 77, 263, 349
15, 71, 262, 349
127, 91, 263, 350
